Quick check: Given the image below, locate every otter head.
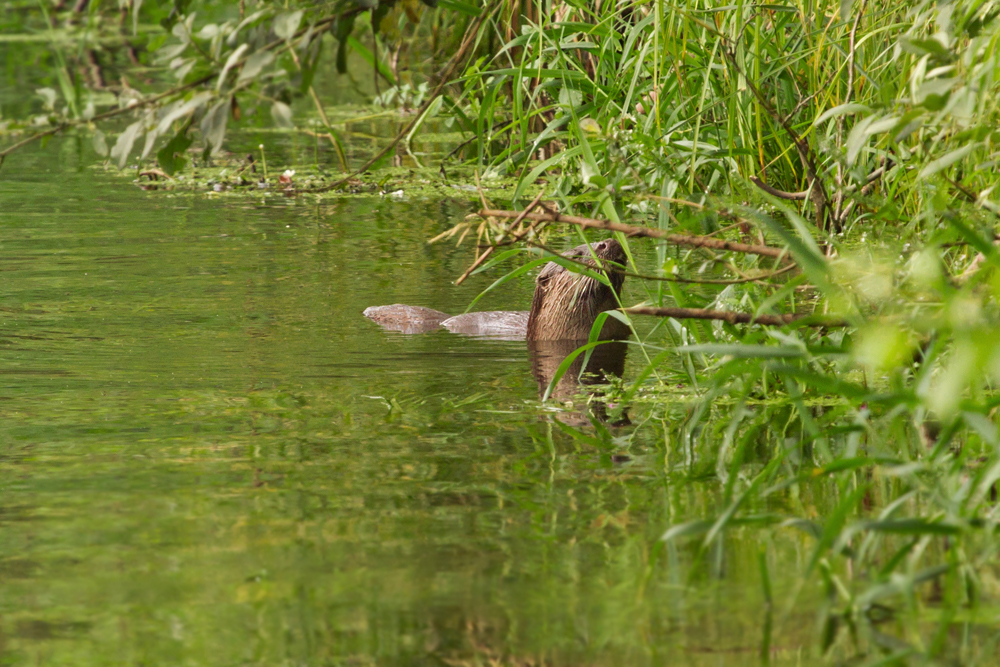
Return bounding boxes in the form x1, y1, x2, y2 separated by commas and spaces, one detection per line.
526, 238, 629, 341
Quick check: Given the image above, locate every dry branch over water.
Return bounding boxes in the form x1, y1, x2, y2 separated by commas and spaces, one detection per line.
477, 208, 791, 261
624, 306, 848, 328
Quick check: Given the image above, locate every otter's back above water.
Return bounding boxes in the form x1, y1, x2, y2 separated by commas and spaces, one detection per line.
363, 305, 529, 339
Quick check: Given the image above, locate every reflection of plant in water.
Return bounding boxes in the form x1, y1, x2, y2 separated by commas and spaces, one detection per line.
429, 616, 548, 667
374, 81, 430, 111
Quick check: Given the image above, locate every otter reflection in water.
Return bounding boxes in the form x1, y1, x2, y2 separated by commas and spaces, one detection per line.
527, 339, 629, 426
364, 238, 630, 419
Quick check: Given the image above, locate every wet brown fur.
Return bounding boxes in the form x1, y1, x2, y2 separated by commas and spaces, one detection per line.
526, 238, 628, 341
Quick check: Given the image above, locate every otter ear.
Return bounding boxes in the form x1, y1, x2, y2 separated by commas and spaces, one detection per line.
537, 260, 564, 284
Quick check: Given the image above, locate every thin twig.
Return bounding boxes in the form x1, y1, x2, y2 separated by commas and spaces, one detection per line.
858, 164, 886, 195
750, 176, 808, 201
473, 169, 490, 211
455, 189, 546, 285
138, 168, 174, 181
945, 175, 979, 204
630, 264, 797, 285
624, 306, 849, 327
702, 221, 751, 238
646, 195, 706, 210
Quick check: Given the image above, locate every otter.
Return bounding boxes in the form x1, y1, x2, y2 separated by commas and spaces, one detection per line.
363, 238, 628, 341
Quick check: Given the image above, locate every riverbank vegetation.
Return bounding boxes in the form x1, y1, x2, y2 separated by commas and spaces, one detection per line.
4, 0, 1000, 661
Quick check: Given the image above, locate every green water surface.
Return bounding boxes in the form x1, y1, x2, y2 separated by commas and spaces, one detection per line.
0, 139, 828, 667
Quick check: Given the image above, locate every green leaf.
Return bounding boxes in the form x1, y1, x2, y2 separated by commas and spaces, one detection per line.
541, 339, 620, 402
299, 38, 324, 93
765, 365, 869, 399
200, 99, 229, 155
511, 145, 583, 204
661, 519, 715, 542
468, 249, 524, 276
273, 11, 304, 41
132, 0, 144, 35
346, 36, 396, 86
810, 457, 878, 476
807, 483, 870, 573
140, 127, 160, 160
780, 518, 822, 540
334, 15, 357, 74
404, 95, 443, 144
900, 37, 951, 59
846, 114, 875, 166
155, 92, 212, 135
915, 77, 957, 106
110, 119, 144, 170
217, 43, 249, 92
463, 257, 553, 313
919, 143, 977, 178
156, 126, 194, 176
271, 101, 294, 129
580, 159, 606, 188
622, 346, 673, 403
546, 256, 611, 286
55, 65, 78, 118
838, 0, 852, 21
92, 130, 108, 158
814, 103, 869, 126
865, 115, 900, 135
237, 51, 275, 85
740, 205, 831, 293
573, 109, 605, 191
859, 518, 963, 536
36, 87, 58, 111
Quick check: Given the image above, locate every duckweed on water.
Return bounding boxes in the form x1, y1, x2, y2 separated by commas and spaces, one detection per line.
106, 155, 538, 203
